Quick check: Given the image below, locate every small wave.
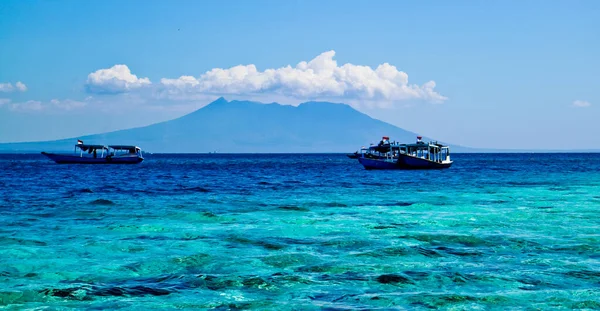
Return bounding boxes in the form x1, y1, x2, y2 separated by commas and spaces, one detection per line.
360, 182, 388, 187
443, 271, 471, 284
74, 217, 104, 221
403, 271, 431, 281
0, 270, 14, 277
321, 238, 372, 250
322, 202, 348, 207
41, 285, 172, 298
261, 253, 319, 268
473, 199, 509, 205
188, 275, 240, 291
563, 269, 600, 280
435, 246, 484, 257
381, 246, 410, 256
88, 199, 115, 205
278, 205, 309, 212
340, 182, 354, 188
227, 236, 286, 250
386, 202, 414, 207
78, 188, 94, 193
275, 237, 318, 245
515, 276, 559, 291
172, 253, 211, 268
241, 276, 271, 289
415, 246, 442, 258
507, 181, 555, 186
372, 225, 396, 230
548, 187, 570, 191
295, 264, 335, 273
39, 287, 81, 298
552, 244, 598, 254
400, 233, 492, 247
411, 294, 477, 308
376, 274, 414, 285
179, 186, 210, 193
0, 237, 47, 246
318, 272, 368, 282
135, 235, 172, 241
201, 211, 217, 218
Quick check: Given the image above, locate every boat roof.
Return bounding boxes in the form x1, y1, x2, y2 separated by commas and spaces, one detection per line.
76, 144, 108, 150
368, 142, 449, 150
109, 145, 141, 150
403, 142, 448, 148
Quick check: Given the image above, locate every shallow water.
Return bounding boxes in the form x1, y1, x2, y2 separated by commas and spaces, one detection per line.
1, 153, 600, 310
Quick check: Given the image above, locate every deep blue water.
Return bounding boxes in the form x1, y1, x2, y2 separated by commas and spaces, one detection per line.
1, 153, 600, 310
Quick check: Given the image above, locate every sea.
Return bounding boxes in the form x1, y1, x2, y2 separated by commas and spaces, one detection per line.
1, 153, 600, 310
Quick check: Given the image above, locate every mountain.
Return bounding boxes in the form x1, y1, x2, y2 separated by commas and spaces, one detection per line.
0, 98, 469, 153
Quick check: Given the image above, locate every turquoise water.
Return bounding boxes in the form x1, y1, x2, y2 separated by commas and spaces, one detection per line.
1, 153, 600, 310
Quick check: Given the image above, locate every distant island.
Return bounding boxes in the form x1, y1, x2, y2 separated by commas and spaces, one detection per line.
1, 97, 596, 154
0, 98, 464, 153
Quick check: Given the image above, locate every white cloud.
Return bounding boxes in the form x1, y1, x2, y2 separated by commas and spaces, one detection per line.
86, 64, 151, 94
572, 100, 591, 108
15, 81, 27, 92
10, 100, 44, 111
159, 50, 447, 106
7, 98, 87, 112
0, 83, 11, 92
50, 99, 87, 110
0, 81, 27, 93
0, 98, 11, 106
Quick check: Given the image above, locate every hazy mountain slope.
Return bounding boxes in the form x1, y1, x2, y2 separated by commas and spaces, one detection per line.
0, 98, 467, 153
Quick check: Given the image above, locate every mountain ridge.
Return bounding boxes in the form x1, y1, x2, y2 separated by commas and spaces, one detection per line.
0, 97, 469, 153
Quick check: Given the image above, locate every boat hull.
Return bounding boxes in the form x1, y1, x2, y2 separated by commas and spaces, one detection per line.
358, 154, 452, 170
41, 152, 143, 164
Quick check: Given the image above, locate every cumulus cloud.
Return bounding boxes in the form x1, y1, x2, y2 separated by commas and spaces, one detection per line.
7, 98, 87, 112
572, 100, 591, 108
159, 50, 447, 106
9, 100, 44, 112
0, 81, 27, 93
15, 82, 27, 92
86, 65, 151, 94
49, 99, 87, 110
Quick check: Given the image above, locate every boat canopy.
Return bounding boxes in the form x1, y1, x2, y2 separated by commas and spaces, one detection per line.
76, 144, 108, 151
109, 145, 141, 152
367, 140, 449, 153
403, 142, 447, 149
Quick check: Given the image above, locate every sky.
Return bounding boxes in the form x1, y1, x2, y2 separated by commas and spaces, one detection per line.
0, 0, 598, 149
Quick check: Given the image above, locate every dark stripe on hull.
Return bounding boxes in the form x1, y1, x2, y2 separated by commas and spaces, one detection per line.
358, 154, 452, 170
41, 152, 143, 164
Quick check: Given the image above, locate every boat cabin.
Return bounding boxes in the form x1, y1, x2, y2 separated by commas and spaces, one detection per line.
75, 144, 109, 158
73, 144, 143, 159
399, 141, 450, 163
108, 145, 143, 157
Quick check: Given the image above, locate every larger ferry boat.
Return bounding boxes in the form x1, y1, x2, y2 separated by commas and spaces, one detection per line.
356, 136, 452, 170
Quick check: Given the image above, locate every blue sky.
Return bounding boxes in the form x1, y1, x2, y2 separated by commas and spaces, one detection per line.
0, 0, 598, 149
